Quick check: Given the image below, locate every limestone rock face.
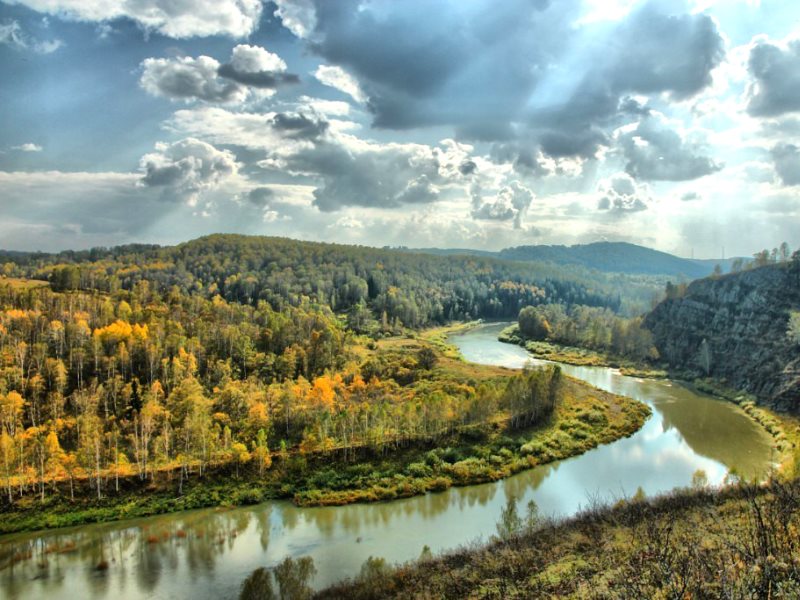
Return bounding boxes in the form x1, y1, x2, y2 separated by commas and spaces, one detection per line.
644, 259, 800, 413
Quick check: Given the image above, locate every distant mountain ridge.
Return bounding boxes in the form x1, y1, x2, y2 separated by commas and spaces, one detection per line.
412, 242, 741, 279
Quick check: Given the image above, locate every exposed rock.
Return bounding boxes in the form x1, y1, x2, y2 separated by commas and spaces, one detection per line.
644, 258, 800, 413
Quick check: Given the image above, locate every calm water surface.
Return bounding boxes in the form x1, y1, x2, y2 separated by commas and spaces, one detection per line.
0, 322, 774, 599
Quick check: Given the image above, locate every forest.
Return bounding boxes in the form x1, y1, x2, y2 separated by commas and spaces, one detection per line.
0, 234, 669, 326
0, 278, 586, 522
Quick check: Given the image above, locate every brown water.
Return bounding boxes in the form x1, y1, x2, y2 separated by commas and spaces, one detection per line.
0, 322, 774, 599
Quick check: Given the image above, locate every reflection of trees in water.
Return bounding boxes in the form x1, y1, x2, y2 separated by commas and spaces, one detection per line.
654, 385, 770, 479
239, 556, 316, 600
282, 483, 498, 542
501, 460, 556, 504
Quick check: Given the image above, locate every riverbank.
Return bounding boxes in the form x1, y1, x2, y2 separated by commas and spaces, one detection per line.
295, 376, 649, 507
0, 333, 649, 535
498, 324, 800, 476
692, 378, 800, 476
498, 325, 668, 378
317, 478, 800, 599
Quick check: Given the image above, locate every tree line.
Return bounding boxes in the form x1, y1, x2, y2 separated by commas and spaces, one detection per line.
518, 304, 659, 362
1, 234, 638, 328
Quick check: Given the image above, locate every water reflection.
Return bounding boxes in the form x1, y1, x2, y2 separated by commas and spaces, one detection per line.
0, 322, 774, 599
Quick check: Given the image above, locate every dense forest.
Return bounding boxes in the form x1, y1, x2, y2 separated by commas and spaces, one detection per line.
0, 281, 565, 507
0, 235, 670, 325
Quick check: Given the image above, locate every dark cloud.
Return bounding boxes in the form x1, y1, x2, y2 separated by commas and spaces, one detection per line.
618, 96, 652, 117
288, 0, 723, 160
771, 143, 800, 186
458, 160, 477, 176
747, 39, 800, 117
270, 113, 329, 140
606, 5, 724, 100
681, 191, 701, 202
246, 186, 275, 207
619, 115, 723, 181
217, 65, 300, 89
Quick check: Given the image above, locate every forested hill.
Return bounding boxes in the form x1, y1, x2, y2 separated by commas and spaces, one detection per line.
644, 257, 800, 413
0, 234, 665, 327
415, 242, 735, 278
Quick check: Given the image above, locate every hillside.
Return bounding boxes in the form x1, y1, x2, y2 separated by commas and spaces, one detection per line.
413, 242, 742, 279
644, 258, 800, 413
0, 234, 673, 324
317, 480, 800, 599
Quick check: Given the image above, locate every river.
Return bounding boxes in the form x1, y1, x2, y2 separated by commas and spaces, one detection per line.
0, 322, 774, 599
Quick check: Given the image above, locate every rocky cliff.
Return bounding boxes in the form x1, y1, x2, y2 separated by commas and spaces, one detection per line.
644, 259, 800, 413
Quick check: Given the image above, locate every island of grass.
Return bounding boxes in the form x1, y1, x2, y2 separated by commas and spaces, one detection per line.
0, 328, 649, 534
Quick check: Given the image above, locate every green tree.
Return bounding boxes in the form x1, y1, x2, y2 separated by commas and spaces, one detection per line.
518, 306, 551, 340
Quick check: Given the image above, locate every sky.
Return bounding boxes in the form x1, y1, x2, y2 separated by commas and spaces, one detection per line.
0, 0, 798, 258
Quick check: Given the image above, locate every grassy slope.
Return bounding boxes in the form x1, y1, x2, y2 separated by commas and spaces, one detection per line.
317, 479, 800, 599
0, 332, 649, 535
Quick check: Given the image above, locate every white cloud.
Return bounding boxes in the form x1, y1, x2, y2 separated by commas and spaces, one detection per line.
11, 143, 43, 152
139, 138, 240, 206
5, 0, 263, 39
314, 65, 366, 103
230, 43, 286, 74
273, 0, 316, 38
0, 19, 62, 53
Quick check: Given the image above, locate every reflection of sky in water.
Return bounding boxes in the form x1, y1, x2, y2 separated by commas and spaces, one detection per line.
0, 323, 773, 599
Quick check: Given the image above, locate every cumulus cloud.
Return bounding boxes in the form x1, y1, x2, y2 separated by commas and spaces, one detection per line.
139, 138, 239, 205
270, 138, 449, 211
313, 65, 366, 103
165, 106, 477, 212
747, 38, 800, 117
471, 181, 534, 228
771, 143, 800, 186
281, 0, 723, 160
140, 45, 297, 103
597, 173, 651, 213
619, 115, 723, 181
5, 0, 263, 39
217, 44, 299, 89
140, 56, 245, 103
680, 191, 702, 201
0, 19, 62, 53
